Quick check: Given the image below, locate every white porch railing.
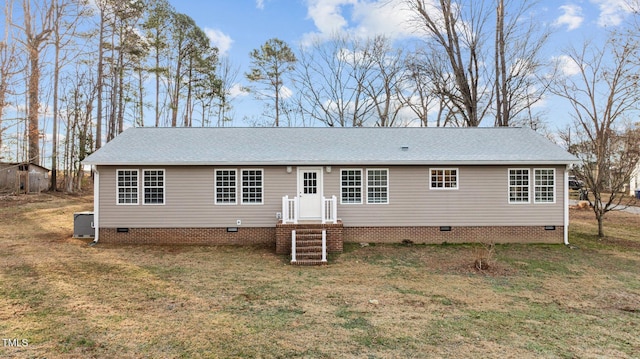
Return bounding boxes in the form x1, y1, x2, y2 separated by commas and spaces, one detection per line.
291, 229, 297, 263
290, 229, 327, 264
322, 195, 338, 224
282, 195, 337, 224
282, 195, 299, 224
321, 229, 327, 262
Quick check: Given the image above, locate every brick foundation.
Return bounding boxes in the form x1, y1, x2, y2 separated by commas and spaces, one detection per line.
275, 221, 344, 254
99, 227, 276, 246
343, 225, 564, 244
98, 224, 563, 248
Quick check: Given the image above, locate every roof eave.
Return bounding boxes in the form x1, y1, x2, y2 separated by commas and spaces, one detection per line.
84, 160, 580, 166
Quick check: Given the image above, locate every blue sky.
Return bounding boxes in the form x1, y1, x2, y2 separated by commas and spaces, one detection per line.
166, 0, 637, 130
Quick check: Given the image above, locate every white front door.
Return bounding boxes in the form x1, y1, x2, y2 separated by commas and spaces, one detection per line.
298, 167, 323, 220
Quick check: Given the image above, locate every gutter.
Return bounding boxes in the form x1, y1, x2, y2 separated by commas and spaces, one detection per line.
82, 160, 579, 167
564, 165, 570, 245
90, 167, 99, 245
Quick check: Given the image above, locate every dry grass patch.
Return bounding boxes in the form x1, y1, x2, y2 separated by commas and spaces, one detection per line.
0, 193, 639, 358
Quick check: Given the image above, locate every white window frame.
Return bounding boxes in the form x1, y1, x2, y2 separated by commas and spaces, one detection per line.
429, 168, 459, 190
534, 168, 556, 204
142, 169, 165, 205
241, 168, 264, 205
366, 168, 389, 204
116, 169, 139, 205
340, 169, 363, 204
508, 168, 530, 204
215, 169, 237, 205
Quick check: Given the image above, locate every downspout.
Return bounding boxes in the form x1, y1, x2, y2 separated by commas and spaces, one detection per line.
564, 165, 569, 245
90, 166, 100, 245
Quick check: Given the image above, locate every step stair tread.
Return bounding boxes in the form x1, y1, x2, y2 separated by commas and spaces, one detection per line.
296, 246, 323, 252
291, 259, 328, 266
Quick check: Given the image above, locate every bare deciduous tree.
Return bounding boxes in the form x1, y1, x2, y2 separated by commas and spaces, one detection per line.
405, 0, 550, 127
0, 0, 21, 159
212, 56, 240, 127
363, 35, 406, 127
552, 35, 640, 238
295, 34, 393, 127
16, 0, 55, 165
50, 0, 89, 190
494, 0, 550, 127
405, 0, 491, 127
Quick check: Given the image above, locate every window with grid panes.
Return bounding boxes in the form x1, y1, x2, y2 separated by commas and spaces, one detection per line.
215, 169, 237, 204
430, 168, 458, 189
117, 169, 139, 204
367, 169, 388, 204
341, 169, 362, 204
242, 169, 263, 204
534, 168, 555, 203
509, 169, 530, 203
143, 169, 164, 205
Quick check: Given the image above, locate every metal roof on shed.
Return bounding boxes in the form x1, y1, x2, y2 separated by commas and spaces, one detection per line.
82, 127, 578, 166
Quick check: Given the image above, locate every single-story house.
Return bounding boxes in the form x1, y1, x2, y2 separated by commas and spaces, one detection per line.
82, 127, 577, 263
0, 162, 50, 194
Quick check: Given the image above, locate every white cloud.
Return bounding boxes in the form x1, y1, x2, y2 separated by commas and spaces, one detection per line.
554, 4, 583, 30
302, 0, 414, 45
280, 86, 293, 99
350, 0, 414, 39
229, 83, 249, 98
204, 28, 233, 56
591, 0, 634, 27
256, 0, 265, 10
306, 0, 355, 35
555, 55, 581, 76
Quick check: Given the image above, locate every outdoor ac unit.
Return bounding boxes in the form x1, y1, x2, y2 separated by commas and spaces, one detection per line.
73, 212, 95, 238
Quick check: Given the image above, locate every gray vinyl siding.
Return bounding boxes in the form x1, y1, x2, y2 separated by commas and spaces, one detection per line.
329, 166, 566, 227
98, 166, 294, 228
97, 165, 566, 228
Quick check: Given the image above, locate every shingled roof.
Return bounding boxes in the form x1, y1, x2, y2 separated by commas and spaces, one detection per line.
82, 127, 578, 166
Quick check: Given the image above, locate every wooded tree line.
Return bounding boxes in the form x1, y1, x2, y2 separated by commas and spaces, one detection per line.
1, 0, 224, 192
0, 0, 639, 238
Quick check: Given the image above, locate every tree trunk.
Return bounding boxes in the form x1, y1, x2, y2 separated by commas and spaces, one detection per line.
138, 65, 144, 126
154, 40, 160, 127
184, 56, 192, 127
27, 52, 40, 164
96, 5, 104, 149
51, 8, 61, 191
494, 0, 503, 127
597, 213, 605, 238
117, 45, 125, 134
171, 57, 182, 127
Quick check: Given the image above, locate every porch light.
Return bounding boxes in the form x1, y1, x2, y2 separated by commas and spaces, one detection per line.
286, 166, 292, 173
326, 166, 332, 173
